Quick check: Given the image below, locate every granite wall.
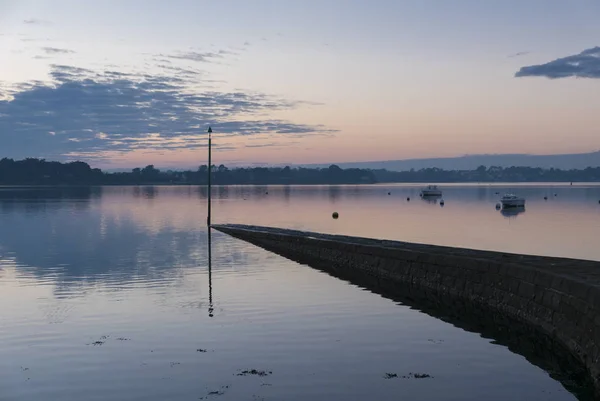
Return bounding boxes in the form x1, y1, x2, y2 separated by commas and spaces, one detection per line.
213, 224, 600, 398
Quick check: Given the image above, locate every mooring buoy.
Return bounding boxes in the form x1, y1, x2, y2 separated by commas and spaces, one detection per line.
332, 212, 339, 219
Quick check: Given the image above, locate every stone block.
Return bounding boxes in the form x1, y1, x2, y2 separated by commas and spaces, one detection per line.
518, 281, 536, 300
533, 271, 554, 288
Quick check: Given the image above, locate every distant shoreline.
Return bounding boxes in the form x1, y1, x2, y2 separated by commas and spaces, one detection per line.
2, 181, 600, 188
1, 158, 599, 186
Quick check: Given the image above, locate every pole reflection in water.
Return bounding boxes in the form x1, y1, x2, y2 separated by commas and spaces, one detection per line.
208, 228, 214, 318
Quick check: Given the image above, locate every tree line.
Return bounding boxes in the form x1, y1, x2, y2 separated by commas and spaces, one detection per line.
1, 158, 599, 185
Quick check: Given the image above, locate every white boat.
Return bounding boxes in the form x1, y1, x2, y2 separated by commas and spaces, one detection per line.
500, 193, 525, 208
420, 185, 442, 197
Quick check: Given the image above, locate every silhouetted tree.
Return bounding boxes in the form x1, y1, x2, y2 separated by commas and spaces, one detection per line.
1, 158, 599, 185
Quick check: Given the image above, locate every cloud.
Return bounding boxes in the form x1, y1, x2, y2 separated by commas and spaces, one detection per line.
0, 64, 336, 161
23, 18, 52, 25
41, 47, 76, 55
163, 50, 236, 63
515, 46, 600, 79
244, 141, 300, 148
155, 64, 203, 77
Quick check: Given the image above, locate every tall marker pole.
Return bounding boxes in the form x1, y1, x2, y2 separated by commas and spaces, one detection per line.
207, 126, 212, 227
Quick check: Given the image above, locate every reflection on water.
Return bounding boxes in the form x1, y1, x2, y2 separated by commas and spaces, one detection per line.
501, 206, 526, 218
420, 194, 442, 204
255, 236, 593, 400
0, 185, 597, 400
208, 228, 214, 318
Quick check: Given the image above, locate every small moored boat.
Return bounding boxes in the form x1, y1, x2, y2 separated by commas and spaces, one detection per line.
420, 185, 442, 197
500, 193, 525, 208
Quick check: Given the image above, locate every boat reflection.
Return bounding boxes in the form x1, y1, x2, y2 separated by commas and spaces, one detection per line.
500, 206, 526, 218
420, 194, 442, 204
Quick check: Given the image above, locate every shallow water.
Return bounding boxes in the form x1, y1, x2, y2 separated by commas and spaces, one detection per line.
1, 184, 598, 400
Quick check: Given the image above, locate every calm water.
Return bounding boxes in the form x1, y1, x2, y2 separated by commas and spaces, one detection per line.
1, 184, 599, 401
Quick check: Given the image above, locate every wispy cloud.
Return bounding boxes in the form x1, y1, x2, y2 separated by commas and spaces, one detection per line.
163, 49, 236, 63
155, 64, 203, 77
0, 64, 336, 161
41, 47, 76, 55
515, 46, 600, 79
244, 141, 300, 148
23, 18, 52, 25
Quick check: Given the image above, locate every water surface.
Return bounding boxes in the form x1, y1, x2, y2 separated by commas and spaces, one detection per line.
1, 184, 598, 400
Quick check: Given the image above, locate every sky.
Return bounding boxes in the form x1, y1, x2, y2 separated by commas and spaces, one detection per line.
1, 0, 600, 169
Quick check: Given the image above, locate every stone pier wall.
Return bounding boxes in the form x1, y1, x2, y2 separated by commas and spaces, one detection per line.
213, 224, 600, 397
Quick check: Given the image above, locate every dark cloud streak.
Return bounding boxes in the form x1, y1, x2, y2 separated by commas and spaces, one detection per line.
163, 49, 236, 63
515, 46, 600, 79
41, 47, 76, 55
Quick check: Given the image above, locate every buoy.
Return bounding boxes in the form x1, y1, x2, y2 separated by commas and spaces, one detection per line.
265, 191, 268, 194
332, 212, 339, 219
544, 196, 547, 200
440, 199, 445, 206
554, 194, 557, 197
388, 192, 391, 195
407, 197, 410, 201
495, 203, 501, 209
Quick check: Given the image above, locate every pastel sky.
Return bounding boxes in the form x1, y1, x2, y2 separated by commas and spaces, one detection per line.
1, 0, 599, 169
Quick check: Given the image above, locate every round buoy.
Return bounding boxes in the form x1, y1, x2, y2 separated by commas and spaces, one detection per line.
388, 192, 391, 195
554, 194, 557, 197
544, 196, 547, 200
495, 203, 501, 209
332, 212, 339, 219
265, 191, 268, 195
407, 197, 410, 201
440, 199, 445, 206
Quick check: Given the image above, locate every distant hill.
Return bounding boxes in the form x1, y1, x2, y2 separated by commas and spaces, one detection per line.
303, 151, 600, 171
